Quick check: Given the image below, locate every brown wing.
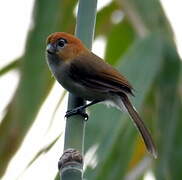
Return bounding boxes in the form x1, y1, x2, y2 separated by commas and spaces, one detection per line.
68, 52, 134, 95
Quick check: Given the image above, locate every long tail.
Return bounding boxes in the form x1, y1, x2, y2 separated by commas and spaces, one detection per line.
120, 93, 157, 158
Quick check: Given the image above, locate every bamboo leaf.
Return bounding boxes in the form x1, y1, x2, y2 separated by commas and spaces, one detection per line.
46, 90, 67, 133
105, 18, 135, 65
22, 134, 62, 173
0, 59, 20, 76
84, 32, 163, 179
155, 42, 181, 180
121, 0, 173, 37
0, 0, 76, 177
95, 1, 119, 36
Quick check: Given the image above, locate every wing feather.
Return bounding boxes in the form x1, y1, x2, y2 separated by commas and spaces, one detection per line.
68, 52, 134, 95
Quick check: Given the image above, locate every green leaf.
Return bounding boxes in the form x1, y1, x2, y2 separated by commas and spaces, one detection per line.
155, 42, 182, 180
46, 90, 67, 133
121, 0, 173, 36
95, 1, 119, 37
0, 0, 76, 177
0, 59, 20, 76
23, 134, 62, 172
84, 32, 163, 179
105, 18, 135, 65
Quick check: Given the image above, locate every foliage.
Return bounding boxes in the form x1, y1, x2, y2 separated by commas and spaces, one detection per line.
0, 0, 181, 179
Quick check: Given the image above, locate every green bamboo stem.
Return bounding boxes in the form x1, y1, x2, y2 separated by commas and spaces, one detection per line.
59, 0, 97, 179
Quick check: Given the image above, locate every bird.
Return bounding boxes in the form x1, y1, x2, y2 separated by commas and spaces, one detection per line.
46, 32, 157, 158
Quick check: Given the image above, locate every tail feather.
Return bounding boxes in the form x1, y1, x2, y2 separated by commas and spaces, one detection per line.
120, 93, 157, 158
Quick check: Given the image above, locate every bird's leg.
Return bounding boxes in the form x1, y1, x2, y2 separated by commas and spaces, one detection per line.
65, 100, 101, 120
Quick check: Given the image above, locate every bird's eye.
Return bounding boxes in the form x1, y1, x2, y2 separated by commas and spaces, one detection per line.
57, 38, 67, 48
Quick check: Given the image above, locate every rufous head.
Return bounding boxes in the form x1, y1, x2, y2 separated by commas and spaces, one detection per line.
46, 32, 87, 61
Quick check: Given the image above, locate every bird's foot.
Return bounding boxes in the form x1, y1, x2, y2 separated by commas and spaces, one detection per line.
65, 107, 88, 120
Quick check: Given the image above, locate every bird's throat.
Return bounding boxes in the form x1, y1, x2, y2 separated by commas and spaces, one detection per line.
47, 53, 61, 66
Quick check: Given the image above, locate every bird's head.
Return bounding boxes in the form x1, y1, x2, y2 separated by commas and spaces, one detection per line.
46, 32, 87, 62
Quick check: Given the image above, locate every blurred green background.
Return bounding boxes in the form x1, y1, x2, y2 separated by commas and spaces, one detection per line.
0, 0, 182, 179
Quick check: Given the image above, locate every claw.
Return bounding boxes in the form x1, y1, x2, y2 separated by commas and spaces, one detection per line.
65, 107, 88, 120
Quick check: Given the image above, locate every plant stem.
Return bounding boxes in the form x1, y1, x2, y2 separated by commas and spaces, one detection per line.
59, 0, 97, 179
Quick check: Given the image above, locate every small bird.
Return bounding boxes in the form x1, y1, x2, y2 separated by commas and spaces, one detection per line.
46, 32, 157, 158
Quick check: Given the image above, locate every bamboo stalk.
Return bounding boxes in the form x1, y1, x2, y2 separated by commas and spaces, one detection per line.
59, 0, 97, 179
